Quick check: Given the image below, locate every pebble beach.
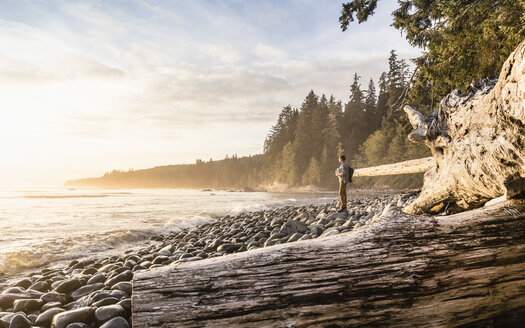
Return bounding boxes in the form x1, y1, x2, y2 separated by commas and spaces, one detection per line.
0, 190, 419, 328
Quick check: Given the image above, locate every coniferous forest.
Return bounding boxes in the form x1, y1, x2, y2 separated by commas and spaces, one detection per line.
67, 0, 525, 190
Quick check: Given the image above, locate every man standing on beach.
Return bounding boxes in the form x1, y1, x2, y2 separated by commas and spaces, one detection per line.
335, 155, 351, 212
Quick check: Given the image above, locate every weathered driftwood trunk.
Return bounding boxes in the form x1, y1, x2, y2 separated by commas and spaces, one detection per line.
403, 38, 525, 214
353, 156, 434, 177
132, 200, 525, 328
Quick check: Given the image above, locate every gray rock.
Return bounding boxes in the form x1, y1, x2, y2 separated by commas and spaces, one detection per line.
86, 273, 106, 285
151, 256, 168, 265
342, 220, 354, 228
320, 227, 340, 237
116, 298, 130, 314
309, 225, 325, 237
325, 211, 348, 221
111, 282, 131, 296
2, 287, 25, 294
0, 293, 39, 309
53, 279, 82, 295
7, 313, 31, 328
28, 281, 49, 292
41, 301, 63, 312
269, 217, 283, 227
298, 234, 312, 241
71, 283, 104, 301
97, 264, 118, 273
13, 298, 43, 312
216, 243, 240, 253
263, 239, 277, 247
0, 313, 16, 328
287, 233, 303, 243
65, 323, 87, 328
51, 307, 94, 328
41, 292, 68, 304
13, 279, 32, 289
279, 220, 308, 235
94, 305, 125, 322
104, 271, 133, 287
99, 316, 129, 328
92, 298, 120, 308
35, 307, 65, 326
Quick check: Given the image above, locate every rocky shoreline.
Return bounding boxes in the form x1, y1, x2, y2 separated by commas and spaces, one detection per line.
0, 191, 419, 328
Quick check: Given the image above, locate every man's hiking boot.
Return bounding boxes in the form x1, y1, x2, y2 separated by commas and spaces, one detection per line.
337, 207, 347, 213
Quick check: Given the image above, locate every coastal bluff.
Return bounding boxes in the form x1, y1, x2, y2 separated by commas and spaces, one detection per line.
132, 39, 525, 327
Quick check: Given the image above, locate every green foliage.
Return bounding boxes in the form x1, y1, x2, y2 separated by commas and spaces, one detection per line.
360, 129, 390, 165
340, 0, 525, 95
340, 0, 379, 30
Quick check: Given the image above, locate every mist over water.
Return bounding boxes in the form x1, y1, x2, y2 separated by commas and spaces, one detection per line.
0, 187, 337, 276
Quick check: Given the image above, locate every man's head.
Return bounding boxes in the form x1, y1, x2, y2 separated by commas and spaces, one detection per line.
339, 155, 346, 163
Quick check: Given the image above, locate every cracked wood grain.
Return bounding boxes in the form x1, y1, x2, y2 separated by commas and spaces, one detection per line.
132, 201, 525, 328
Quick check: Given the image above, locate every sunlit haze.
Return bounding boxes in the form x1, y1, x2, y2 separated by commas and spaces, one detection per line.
0, 0, 420, 187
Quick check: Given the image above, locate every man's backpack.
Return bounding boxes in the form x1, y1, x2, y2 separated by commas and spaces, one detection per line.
348, 166, 354, 183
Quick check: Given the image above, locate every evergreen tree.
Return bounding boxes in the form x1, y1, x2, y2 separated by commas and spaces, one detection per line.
294, 90, 319, 179
364, 78, 377, 132
342, 73, 366, 160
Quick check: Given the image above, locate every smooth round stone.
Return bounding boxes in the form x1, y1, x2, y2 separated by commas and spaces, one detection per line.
27, 314, 37, 324
40, 291, 68, 304
28, 281, 49, 292
287, 232, 303, 243
13, 279, 32, 290
35, 307, 65, 326
111, 282, 131, 296
92, 298, 119, 308
65, 323, 87, 328
51, 307, 94, 328
81, 267, 98, 275
99, 316, 129, 328
2, 287, 25, 294
94, 305, 125, 322
132, 265, 147, 272
97, 264, 118, 273
123, 260, 136, 269
298, 234, 312, 241
320, 227, 340, 237
216, 243, 240, 253
106, 267, 128, 279
53, 279, 82, 294
86, 273, 106, 285
116, 299, 130, 314
280, 220, 308, 235
13, 299, 43, 312
71, 283, 104, 301
104, 271, 132, 288
151, 256, 168, 265
7, 313, 31, 328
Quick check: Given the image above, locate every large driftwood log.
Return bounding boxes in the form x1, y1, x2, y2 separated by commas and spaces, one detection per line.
403, 39, 525, 214
353, 156, 434, 177
132, 200, 525, 328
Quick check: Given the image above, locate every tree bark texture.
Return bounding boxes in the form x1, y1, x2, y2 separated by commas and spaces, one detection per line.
132, 200, 525, 328
403, 38, 525, 214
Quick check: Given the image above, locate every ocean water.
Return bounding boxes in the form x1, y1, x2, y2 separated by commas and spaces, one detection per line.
0, 187, 337, 277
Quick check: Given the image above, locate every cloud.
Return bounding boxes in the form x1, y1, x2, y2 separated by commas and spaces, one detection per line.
0, 20, 124, 82
253, 43, 289, 59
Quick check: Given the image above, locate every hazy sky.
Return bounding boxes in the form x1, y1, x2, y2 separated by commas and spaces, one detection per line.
0, 0, 420, 187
